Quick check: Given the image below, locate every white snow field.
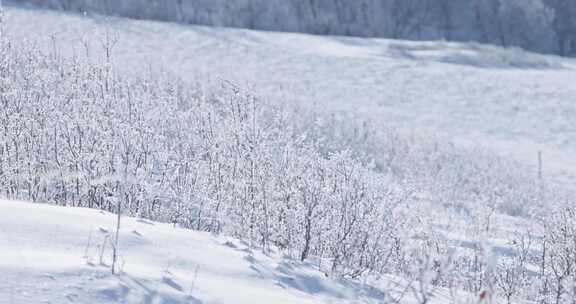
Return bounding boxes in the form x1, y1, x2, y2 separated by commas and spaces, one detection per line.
0, 199, 446, 304
1, 3, 576, 304
4, 3, 576, 185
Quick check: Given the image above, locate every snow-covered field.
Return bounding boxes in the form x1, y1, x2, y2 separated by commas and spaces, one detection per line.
2, 3, 576, 304
0, 199, 429, 304
5, 3, 576, 184
0, 199, 543, 304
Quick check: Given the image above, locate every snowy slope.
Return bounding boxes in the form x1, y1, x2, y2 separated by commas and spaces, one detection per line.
1, 5, 571, 303
0, 200, 398, 304
4, 4, 576, 185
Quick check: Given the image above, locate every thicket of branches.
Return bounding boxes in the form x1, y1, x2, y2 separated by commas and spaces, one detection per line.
10, 0, 576, 56
1, 18, 576, 302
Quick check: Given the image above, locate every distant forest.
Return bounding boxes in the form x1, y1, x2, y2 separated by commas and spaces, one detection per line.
11, 0, 576, 56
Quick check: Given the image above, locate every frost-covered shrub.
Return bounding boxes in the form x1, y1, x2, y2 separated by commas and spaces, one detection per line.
0, 31, 410, 277
2, 23, 575, 302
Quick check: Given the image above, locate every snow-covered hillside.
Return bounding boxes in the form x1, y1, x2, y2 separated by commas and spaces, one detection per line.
4, 3, 576, 184
0, 199, 421, 304
2, 3, 576, 304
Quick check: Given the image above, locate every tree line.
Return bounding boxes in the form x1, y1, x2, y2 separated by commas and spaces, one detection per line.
11, 0, 576, 56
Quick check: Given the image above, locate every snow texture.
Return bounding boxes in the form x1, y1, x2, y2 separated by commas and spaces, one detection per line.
0, 199, 411, 303
1, 4, 576, 304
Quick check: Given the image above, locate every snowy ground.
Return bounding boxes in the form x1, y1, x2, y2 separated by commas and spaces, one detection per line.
4, 3, 576, 185
0, 199, 507, 304
0, 200, 433, 304
1, 3, 574, 303
0, 199, 536, 304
